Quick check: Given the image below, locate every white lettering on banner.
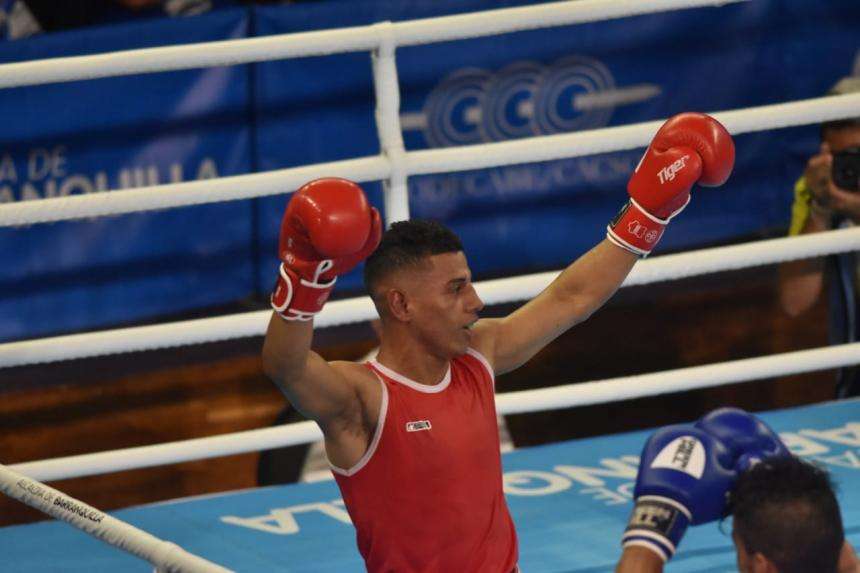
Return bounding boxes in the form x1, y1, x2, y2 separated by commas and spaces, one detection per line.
552, 457, 639, 487
503, 470, 571, 496
0, 146, 221, 202
219, 423, 860, 537
617, 481, 635, 499
0, 154, 17, 182
814, 450, 860, 469
799, 423, 860, 447
171, 163, 184, 182
221, 500, 351, 535
27, 146, 66, 181
195, 158, 218, 180
59, 175, 96, 197
778, 432, 830, 456
21, 182, 46, 201
412, 153, 641, 219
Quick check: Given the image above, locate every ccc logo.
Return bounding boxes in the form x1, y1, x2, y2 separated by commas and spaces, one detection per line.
402, 56, 660, 148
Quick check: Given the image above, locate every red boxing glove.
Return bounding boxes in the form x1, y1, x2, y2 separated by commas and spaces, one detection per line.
271, 178, 382, 321
607, 113, 735, 257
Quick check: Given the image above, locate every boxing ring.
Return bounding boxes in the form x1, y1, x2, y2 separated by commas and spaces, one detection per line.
2, 401, 859, 572
2, 0, 860, 570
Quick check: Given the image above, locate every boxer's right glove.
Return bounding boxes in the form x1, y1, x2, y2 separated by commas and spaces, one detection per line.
607, 113, 735, 257
696, 408, 791, 472
622, 425, 737, 562
271, 178, 382, 321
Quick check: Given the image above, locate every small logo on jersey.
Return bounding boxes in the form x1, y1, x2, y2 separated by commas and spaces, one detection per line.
406, 420, 432, 432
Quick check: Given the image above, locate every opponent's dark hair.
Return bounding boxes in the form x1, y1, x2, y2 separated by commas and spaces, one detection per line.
729, 456, 844, 573
363, 219, 463, 303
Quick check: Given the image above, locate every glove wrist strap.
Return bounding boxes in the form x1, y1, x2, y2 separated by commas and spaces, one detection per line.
271, 263, 336, 322
607, 199, 668, 257
621, 496, 691, 562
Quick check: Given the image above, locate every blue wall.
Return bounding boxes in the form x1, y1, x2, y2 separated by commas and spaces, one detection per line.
1, 1, 859, 341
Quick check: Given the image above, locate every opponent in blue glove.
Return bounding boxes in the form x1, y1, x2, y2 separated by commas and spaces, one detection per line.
621, 424, 738, 563
618, 409, 792, 571
695, 407, 790, 471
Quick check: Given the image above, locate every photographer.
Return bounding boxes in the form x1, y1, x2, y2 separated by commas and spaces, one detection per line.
778, 77, 860, 398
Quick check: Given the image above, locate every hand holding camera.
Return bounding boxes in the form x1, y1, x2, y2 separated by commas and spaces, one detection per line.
803, 142, 860, 224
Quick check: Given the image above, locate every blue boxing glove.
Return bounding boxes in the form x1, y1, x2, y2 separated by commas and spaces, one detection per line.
695, 408, 790, 472
622, 425, 738, 562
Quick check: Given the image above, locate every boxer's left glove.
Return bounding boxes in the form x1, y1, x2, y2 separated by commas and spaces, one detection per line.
607, 113, 735, 257
622, 425, 738, 562
696, 408, 791, 472
271, 178, 382, 321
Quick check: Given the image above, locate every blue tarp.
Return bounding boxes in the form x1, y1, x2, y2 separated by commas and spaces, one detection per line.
1, 399, 859, 571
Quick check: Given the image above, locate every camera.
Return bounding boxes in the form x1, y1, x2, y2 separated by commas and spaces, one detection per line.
832, 147, 860, 192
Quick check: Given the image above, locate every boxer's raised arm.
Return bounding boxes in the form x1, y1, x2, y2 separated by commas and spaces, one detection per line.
261, 178, 381, 427
262, 315, 357, 426
472, 239, 635, 375
473, 113, 735, 375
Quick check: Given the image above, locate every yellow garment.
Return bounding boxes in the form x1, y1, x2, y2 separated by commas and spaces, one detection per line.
789, 174, 860, 293
788, 175, 812, 236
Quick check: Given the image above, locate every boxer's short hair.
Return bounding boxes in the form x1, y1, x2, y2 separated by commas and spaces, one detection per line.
364, 219, 463, 303
729, 456, 843, 573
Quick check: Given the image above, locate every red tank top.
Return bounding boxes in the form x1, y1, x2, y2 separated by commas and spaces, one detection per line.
332, 349, 518, 573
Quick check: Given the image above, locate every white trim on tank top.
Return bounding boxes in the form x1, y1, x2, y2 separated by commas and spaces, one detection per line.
329, 373, 389, 477
465, 347, 495, 384
329, 349, 494, 477
368, 358, 452, 393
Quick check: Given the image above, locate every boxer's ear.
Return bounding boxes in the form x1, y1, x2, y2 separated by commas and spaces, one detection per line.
386, 289, 411, 322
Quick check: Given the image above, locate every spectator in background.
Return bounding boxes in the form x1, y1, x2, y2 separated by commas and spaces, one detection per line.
778, 77, 860, 398
1, 0, 215, 40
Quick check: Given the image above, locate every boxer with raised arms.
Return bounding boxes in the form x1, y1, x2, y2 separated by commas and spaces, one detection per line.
262, 113, 734, 572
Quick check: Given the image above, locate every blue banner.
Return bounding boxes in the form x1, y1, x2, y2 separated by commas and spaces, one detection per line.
2, 1, 860, 341
0, 9, 252, 342
254, 0, 860, 281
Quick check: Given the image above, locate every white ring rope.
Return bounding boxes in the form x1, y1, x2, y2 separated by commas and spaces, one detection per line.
3, 226, 859, 369
1, 91, 859, 227
0, 0, 743, 90
0, 156, 391, 227
10, 341, 859, 482
0, 463, 231, 572
406, 92, 860, 176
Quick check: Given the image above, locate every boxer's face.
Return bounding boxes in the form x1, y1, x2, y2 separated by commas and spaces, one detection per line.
402, 251, 483, 357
